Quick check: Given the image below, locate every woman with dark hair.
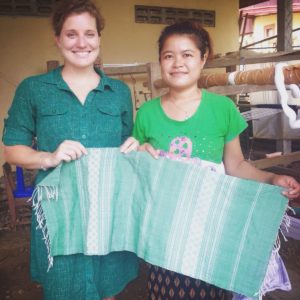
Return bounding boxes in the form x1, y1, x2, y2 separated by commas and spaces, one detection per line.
2, 1, 138, 299
132, 20, 300, 300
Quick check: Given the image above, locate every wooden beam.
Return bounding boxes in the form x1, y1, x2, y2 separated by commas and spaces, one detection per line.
205, 50, 300, 69
103, 64, 149, 76
207, 84, 277, 95
148, 62, 169, 98
154, 80, 278, 96
249, 151, 300, 169
154, 62, 300, 95
239, 13, 248, 49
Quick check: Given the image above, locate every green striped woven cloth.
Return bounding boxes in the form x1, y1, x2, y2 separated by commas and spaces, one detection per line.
33, 148, 288, 298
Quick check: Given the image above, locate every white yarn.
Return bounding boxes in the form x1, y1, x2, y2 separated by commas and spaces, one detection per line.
287, 84, 300, 98
228, 71, 238, 85
274, 63, 300, 129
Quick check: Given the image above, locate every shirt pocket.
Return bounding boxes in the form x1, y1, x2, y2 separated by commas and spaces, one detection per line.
95, 101, 122, 133
38, 105, 69, 138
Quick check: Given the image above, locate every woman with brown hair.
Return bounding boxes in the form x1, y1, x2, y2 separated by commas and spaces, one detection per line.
2, 1, 138, 299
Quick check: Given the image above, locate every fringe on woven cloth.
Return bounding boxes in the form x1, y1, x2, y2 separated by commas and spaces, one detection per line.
30, 185, 58, 271
281, 206, 300, 240
30, 185, 292, 299
232, 209, 292, 300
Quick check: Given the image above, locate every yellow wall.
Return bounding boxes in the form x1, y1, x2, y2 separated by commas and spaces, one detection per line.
101, 0, 239, 62
0, 0, 239, 173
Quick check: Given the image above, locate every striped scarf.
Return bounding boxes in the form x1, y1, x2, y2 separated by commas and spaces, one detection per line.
32, 148, 288, 298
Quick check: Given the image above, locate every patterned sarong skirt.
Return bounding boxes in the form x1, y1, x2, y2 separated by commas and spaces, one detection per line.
147, 265, 228, 300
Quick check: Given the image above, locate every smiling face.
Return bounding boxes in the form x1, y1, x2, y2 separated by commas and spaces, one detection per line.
55, 12, 100, 70
160, 34, 207, 91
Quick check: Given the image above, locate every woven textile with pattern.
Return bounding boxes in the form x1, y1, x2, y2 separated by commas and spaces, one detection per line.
32, 148, 288, 298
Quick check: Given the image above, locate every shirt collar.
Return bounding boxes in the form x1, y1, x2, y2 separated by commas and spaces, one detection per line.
40, 66, 117, 92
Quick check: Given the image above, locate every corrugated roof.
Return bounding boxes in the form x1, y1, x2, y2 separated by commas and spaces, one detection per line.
239, 0, 266, 9
240, 0, 300, 16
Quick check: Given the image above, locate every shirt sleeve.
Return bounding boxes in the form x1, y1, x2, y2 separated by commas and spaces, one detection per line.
224, 99, 248, 143
2, 79, 36, 146
121, 84, 133, 143
132, 109, 147, 144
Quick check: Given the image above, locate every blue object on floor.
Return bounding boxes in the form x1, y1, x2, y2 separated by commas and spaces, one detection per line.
14, 166, 34, 197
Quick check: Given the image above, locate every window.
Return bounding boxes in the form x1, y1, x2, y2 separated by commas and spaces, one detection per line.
264, 24, 276, 48
135, 5, 215, 27
0, 0, 59, 17
264, 24, 275, 38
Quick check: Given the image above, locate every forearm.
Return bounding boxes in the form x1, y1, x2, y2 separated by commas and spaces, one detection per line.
3, 145, 51, 170
226, 159, 276, 184
224, 137, 277, 185
4, 140, 88, 170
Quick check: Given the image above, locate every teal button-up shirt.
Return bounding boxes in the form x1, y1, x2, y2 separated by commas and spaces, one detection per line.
3, 67, 133, 153
2, 68, 138, 298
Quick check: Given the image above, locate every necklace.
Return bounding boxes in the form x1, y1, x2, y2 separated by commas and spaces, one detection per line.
169, 101, 191, 120
167, 98, 200, 120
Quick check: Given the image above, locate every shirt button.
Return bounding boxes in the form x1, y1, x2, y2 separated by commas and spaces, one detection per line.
82, 134, 87, 139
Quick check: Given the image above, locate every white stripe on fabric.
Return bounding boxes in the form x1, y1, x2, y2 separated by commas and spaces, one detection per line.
229, 184, 263, 289
86, 149, 101, 253
206, 176, 236, 282
75, 159, 87, 248
181, 168, 216, 275
165, 164, 201, 270
99, 149, 116, 253
177, 165, 203, 267
198, 175, 230, 277
138, 155, 163, 253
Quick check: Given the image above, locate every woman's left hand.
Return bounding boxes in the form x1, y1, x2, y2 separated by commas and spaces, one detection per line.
120, 137, 139, 154
272, 174, 300, 199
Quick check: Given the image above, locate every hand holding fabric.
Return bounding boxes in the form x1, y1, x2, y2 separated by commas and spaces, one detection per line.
44, 140, 88, 168
272, 174, 300, 199
120, 137, 139, 154
138, 143, 160, 159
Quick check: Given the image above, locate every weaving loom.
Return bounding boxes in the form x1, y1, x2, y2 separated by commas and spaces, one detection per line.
241, 107, 282, 121
32, 148, 289, 299
201, 63, 300, 129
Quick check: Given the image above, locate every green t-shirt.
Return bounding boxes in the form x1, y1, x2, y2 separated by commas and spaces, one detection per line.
133, 89, 247, 163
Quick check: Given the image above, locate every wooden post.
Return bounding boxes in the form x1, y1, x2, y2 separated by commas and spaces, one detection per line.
46, 60, 59, 71
277, 0, 293, 51
239, 13, 248, 50
276, 0, 293, 153
148, 62, 168, 98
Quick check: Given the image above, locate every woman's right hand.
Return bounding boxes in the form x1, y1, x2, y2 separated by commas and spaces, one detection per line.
138, 143, 160, 159
120, 138, 159, 159
43, 140, 88, 168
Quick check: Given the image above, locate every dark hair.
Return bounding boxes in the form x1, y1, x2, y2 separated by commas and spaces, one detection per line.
158, 21, 213, 60
52, 0, 105, 36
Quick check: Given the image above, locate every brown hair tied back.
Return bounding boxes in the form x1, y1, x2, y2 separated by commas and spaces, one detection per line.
52, 0, 105, 36
158, 21, 213, 60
